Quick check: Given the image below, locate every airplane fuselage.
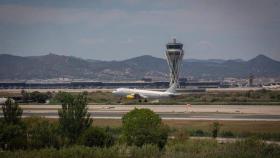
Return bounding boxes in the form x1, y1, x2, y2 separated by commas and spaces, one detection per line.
112, 88, 174, 99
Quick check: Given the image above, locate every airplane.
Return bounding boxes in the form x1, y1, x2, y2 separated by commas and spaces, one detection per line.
262, 83, 280, 90
112, 83, 180, 102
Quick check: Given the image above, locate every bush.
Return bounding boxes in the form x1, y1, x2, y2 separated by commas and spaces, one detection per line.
211, 122, 221, 138
122, 108, 169, 148
78, 127, 115, 148
25, 117, 61, 149
0, 122, 27, 150
220, 131, 235, 138
240, 132, 280, 141
173, 128, 189, 141
191, 129, 207, 137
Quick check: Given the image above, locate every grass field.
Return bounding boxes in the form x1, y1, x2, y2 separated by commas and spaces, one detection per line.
90, 119, 280, 141
42, 118, 280, 133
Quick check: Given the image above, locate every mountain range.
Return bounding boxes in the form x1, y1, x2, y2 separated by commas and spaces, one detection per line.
0, 53, 280, 81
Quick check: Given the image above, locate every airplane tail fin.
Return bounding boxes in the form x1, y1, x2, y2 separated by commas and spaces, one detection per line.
165, 83, 177, 93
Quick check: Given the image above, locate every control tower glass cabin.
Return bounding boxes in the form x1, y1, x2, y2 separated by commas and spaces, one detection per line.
165, 39, 184, 86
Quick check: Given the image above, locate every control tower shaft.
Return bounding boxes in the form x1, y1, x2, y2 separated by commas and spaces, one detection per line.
165, 38, 184, 86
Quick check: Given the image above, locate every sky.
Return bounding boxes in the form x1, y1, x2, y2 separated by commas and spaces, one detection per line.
0, 0, 280, 61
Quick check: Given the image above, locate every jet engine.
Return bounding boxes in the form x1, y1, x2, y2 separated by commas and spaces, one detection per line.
126, 95, 135, 99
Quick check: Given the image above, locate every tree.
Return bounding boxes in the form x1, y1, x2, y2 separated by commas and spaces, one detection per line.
30, 91, 50, 103
21, 90, 52, 103
1, 98, 26, 150
58, 93, 92, 143
122, 108, 168, 148
2, 98, 22, 125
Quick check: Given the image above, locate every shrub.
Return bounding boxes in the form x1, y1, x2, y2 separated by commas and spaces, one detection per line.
191, 129, 207, 137
78, 127, 115, 148
0, 122, 27, 150
122, 108, 169, 148
173, 128, 189, 141
211, 122, 222, 138
220, 131, 235, 138
25, 117, 61, 149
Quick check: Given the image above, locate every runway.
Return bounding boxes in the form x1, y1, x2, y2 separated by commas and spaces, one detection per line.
0, 104, 276, 121
1, 104, 280, 121
19, 111, 280, 121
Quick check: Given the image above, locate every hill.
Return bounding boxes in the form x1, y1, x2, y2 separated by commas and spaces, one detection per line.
0, 53, 279, 80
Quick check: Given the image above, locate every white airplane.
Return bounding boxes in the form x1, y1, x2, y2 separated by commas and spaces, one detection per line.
112, 83, 180, 102
262, 83, 280, 90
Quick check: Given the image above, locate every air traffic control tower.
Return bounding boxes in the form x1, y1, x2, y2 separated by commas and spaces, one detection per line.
165, 38, 184, 86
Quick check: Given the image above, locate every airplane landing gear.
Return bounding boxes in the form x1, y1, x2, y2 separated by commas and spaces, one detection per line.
117, 97, 122, 104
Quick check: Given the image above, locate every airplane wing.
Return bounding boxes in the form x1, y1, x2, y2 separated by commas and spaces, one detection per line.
169, 93, 182, 98
135, 93, 148, 99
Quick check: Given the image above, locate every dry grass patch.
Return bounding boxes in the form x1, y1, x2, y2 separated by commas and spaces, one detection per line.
163, 120, 280, 133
